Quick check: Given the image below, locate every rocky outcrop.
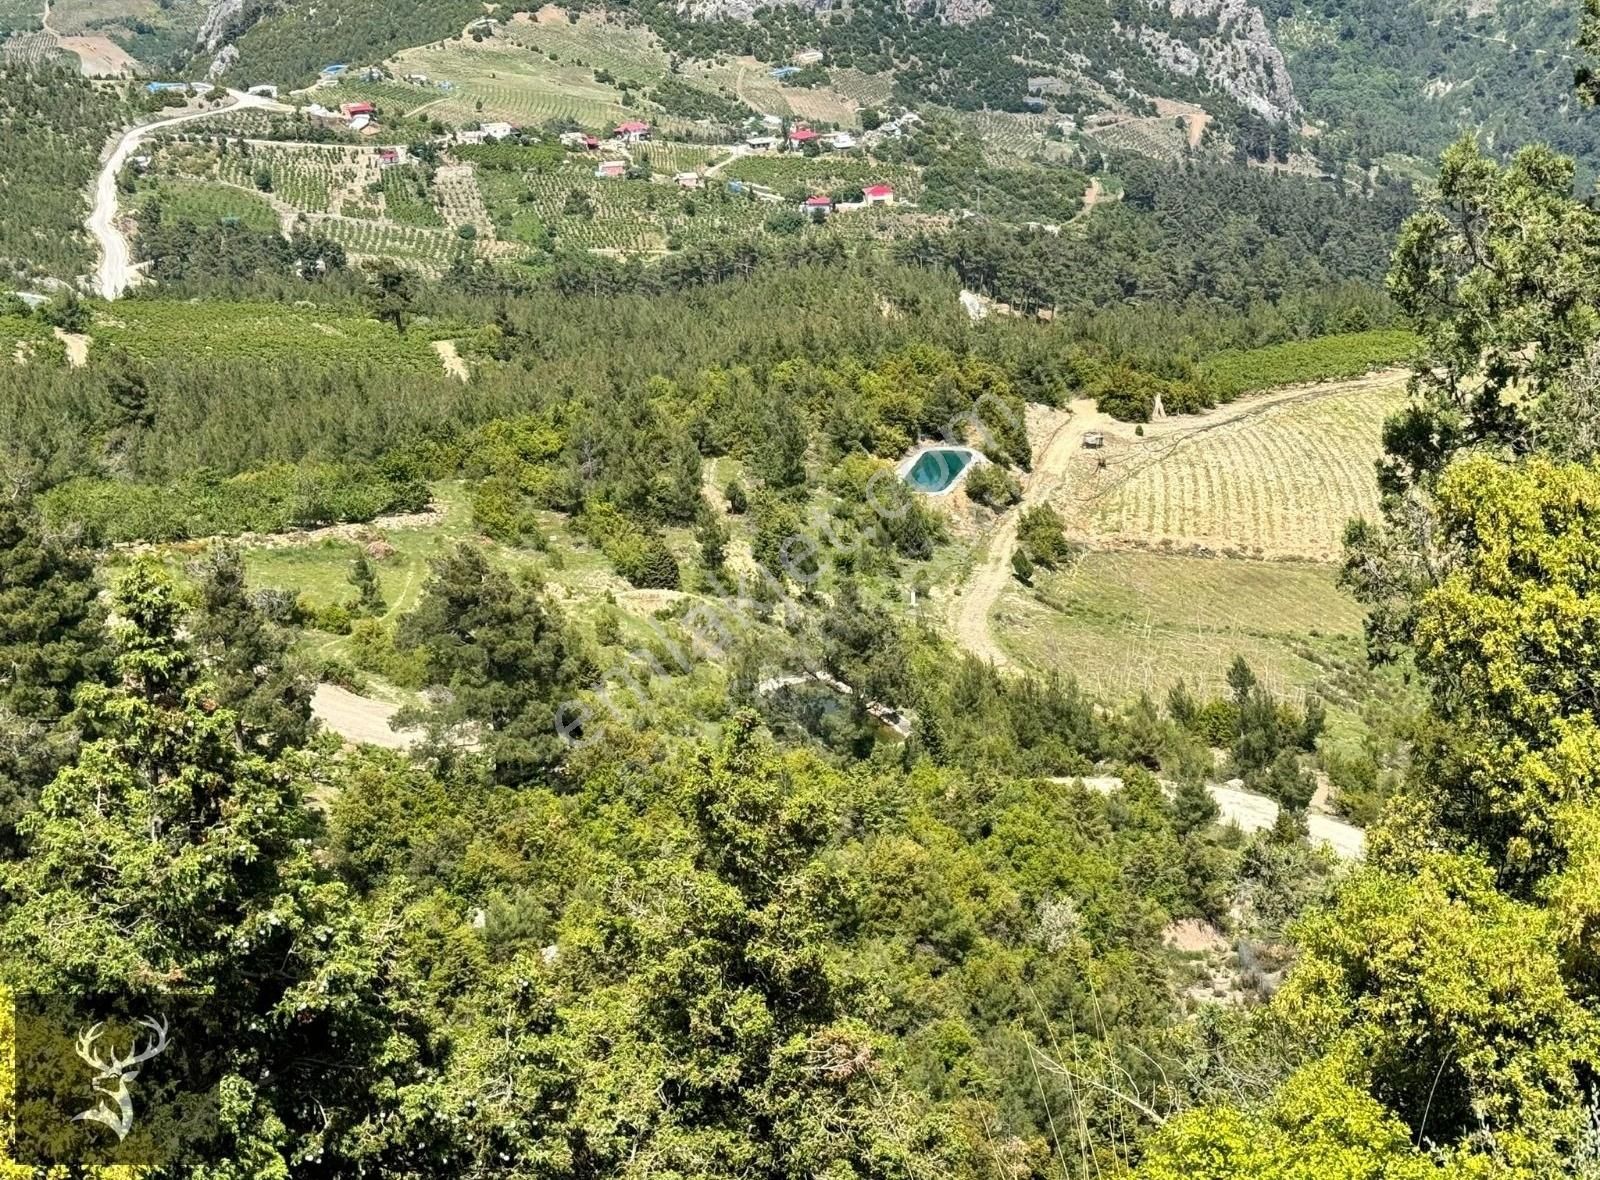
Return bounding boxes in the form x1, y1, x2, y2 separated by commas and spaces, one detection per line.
196, 0, 279, 53
902, 0, 993, 26
206, 42, 239, 79
1139, 0, 1300, 122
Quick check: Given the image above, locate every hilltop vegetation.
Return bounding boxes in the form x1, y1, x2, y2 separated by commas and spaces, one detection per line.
1275, 0, 1600, 171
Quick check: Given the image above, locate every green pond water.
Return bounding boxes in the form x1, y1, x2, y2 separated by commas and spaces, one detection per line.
905, 448, 973, 493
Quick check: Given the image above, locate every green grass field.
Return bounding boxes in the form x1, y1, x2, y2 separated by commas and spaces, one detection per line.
993, 550, 1367, 704
135, 177, 281, 230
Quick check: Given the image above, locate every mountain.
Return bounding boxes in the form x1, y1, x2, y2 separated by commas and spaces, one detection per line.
190, 0, 1598, 171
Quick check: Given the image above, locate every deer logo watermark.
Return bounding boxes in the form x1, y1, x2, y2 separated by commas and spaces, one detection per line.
72, 1016, 170, 1141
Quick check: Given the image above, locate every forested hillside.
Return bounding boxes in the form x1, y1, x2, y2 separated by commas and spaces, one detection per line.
10, 0, 1600, 1173
1271, 0, 1600, 170
0, 66, 124, 284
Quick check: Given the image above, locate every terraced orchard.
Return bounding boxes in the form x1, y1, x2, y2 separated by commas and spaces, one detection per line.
1075, 376, 1407, 560
89, 301, 451, 372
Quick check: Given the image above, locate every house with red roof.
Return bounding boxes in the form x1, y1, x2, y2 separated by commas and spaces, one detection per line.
340, 101, 375, 117
614, 120, 651, 142
802, 194, 833, 215
788, 126, 820, 146
862, 183, 895, 207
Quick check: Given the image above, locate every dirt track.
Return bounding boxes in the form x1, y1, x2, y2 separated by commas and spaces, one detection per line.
312, 684, 422, 749
89, 91, 293, 300
947, 409, 1080, 668
944, 370, 1409, 669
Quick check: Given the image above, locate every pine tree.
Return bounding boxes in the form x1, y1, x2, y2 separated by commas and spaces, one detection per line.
190, 546, 311, 756
695, 509, 729, 576
0, 496, 106, 845
397, 543, 591, 783
0, 560, 393, 1170
349, 552, 386, 616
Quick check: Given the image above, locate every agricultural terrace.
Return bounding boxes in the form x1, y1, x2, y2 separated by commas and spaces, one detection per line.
134, 140, 507, 269
509, 9, 868, 127
1197, 328, 1417, 397
504, 9, 672, 89
1, 29, 61, 65
373, 38, 699, 135
689, 58, 860, 126
1082, 116, 1192, 163
992, 550, 1366, 704
476, 159, 750, 253
1073, 375, 1408, 561
89, 302, 454, 371
953, 109, 1074, 164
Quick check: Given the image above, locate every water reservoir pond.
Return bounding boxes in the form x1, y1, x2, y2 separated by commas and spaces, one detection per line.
904, 448, 974, 493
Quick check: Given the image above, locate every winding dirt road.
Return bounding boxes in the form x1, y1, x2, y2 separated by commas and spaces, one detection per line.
88, 90, 292, 300
947, 410, 1083, 669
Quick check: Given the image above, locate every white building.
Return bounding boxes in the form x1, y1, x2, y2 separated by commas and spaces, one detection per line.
481, 121, 515, 140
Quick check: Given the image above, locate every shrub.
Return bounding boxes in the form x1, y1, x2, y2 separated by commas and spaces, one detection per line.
1018, 504, 1076, 567
965, 463, 1022, 509
1011, 549, 1034, 583
578, 503, 680, 589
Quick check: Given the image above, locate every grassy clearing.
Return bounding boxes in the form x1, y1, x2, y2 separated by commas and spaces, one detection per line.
992, 550, 1366, 703
129, 482, 752, 730
1079, 377, 1407, 560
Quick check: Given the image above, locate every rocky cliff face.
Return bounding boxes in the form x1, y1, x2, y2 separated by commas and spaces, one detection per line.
902, 0, 994, 26
1139, 0, 1300, 121
196, 0, 280, 53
